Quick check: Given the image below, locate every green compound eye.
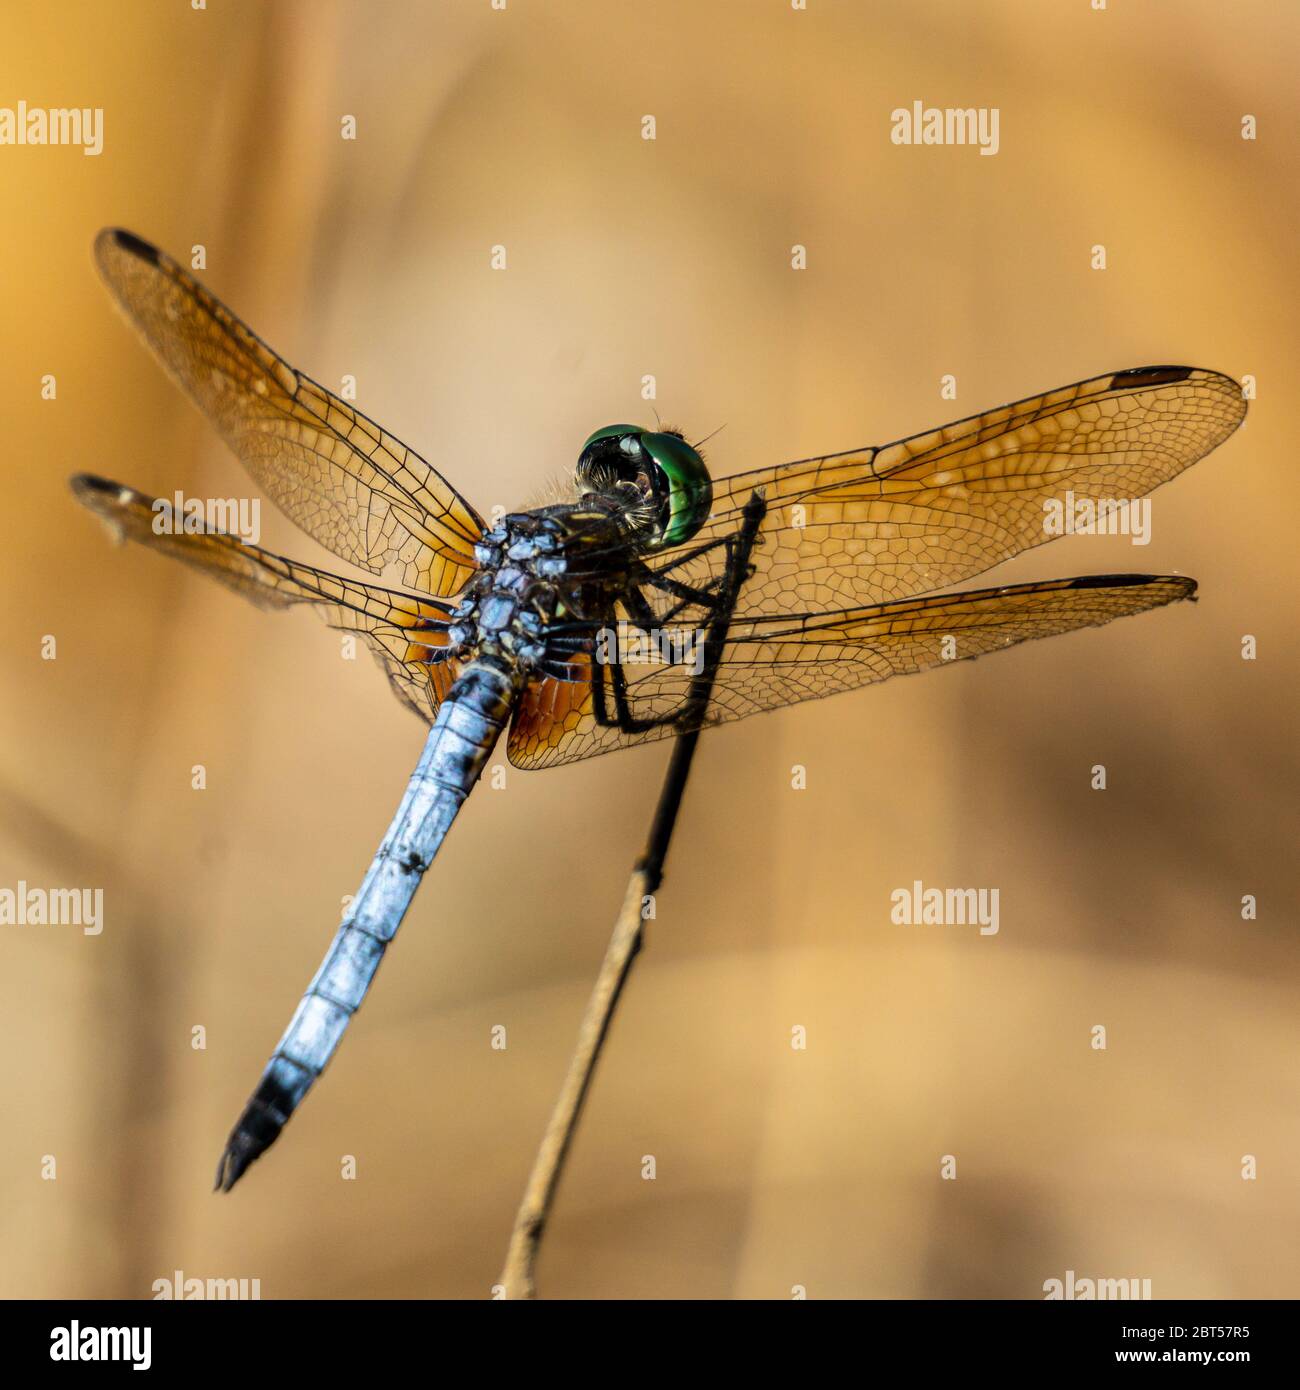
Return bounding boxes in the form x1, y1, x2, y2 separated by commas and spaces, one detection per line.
638, 431, 713, 549
579, 424, 642, 454
576, 425, 713, 550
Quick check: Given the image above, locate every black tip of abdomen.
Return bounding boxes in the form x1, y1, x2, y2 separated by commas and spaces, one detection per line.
213, 1074, 297, 1193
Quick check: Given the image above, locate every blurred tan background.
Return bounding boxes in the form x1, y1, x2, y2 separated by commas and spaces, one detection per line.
1, 0, 1297, 1299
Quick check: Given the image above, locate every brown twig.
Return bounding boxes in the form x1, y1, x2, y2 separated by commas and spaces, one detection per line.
495, 736, 694, 1298
495, 491, 765, 1300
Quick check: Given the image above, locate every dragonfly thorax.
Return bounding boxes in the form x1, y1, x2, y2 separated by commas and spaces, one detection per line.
448, 506, 632, 676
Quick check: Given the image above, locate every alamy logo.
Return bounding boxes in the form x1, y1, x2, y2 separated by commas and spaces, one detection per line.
1043, 491, 1151, 546
152, 1269, 262, 1299
0, 101, 103, 156
0, 882, 102, 935
50, 1322, 150, 1370
595, 621, 705, 675
890, 101, 1000, 156
890, 880, 1000, 935
152, 492, 262, 546
1044, 1269, 1153, 1300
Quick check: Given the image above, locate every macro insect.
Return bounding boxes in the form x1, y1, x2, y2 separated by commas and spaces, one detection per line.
73, 229, 1246, 1189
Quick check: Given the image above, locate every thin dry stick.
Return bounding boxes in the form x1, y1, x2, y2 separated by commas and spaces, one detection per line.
496, 731, 698, 1299
496, 491, 765, 1300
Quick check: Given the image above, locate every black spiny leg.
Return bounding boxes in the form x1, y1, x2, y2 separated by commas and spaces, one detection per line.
592, 496, 767, 736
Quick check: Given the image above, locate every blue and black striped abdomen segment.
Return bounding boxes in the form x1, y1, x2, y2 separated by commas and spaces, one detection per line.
214, 657, 519, 1191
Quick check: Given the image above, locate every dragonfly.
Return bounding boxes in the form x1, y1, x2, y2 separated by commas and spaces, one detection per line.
73, 229, 1247, 1191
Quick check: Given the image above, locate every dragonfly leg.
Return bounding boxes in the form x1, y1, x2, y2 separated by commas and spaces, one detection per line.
592, 494, 767, 736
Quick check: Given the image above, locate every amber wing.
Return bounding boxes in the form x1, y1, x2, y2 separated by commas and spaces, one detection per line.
93, 229, 484, 600
568, 366, 1243, 618
72, 474, 460, 722
507, 573, 1196, 768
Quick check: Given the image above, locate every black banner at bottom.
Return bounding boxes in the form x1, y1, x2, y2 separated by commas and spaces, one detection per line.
0, 1296, 1283, 1373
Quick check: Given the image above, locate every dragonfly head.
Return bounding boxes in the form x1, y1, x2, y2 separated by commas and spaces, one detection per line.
575, 425, 713, 551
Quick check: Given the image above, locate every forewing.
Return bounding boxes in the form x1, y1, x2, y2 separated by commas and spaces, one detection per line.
94, 228, 484, 598
593, 366, 1243, 617
507, 574, 1196, 768
72, 474, 460, 722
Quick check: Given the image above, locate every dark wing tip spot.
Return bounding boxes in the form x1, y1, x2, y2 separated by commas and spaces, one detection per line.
97, 227, 160, 264
1108, 366, 1194, 390
69, 472, 116, 498
1066, 572, 1197, 598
